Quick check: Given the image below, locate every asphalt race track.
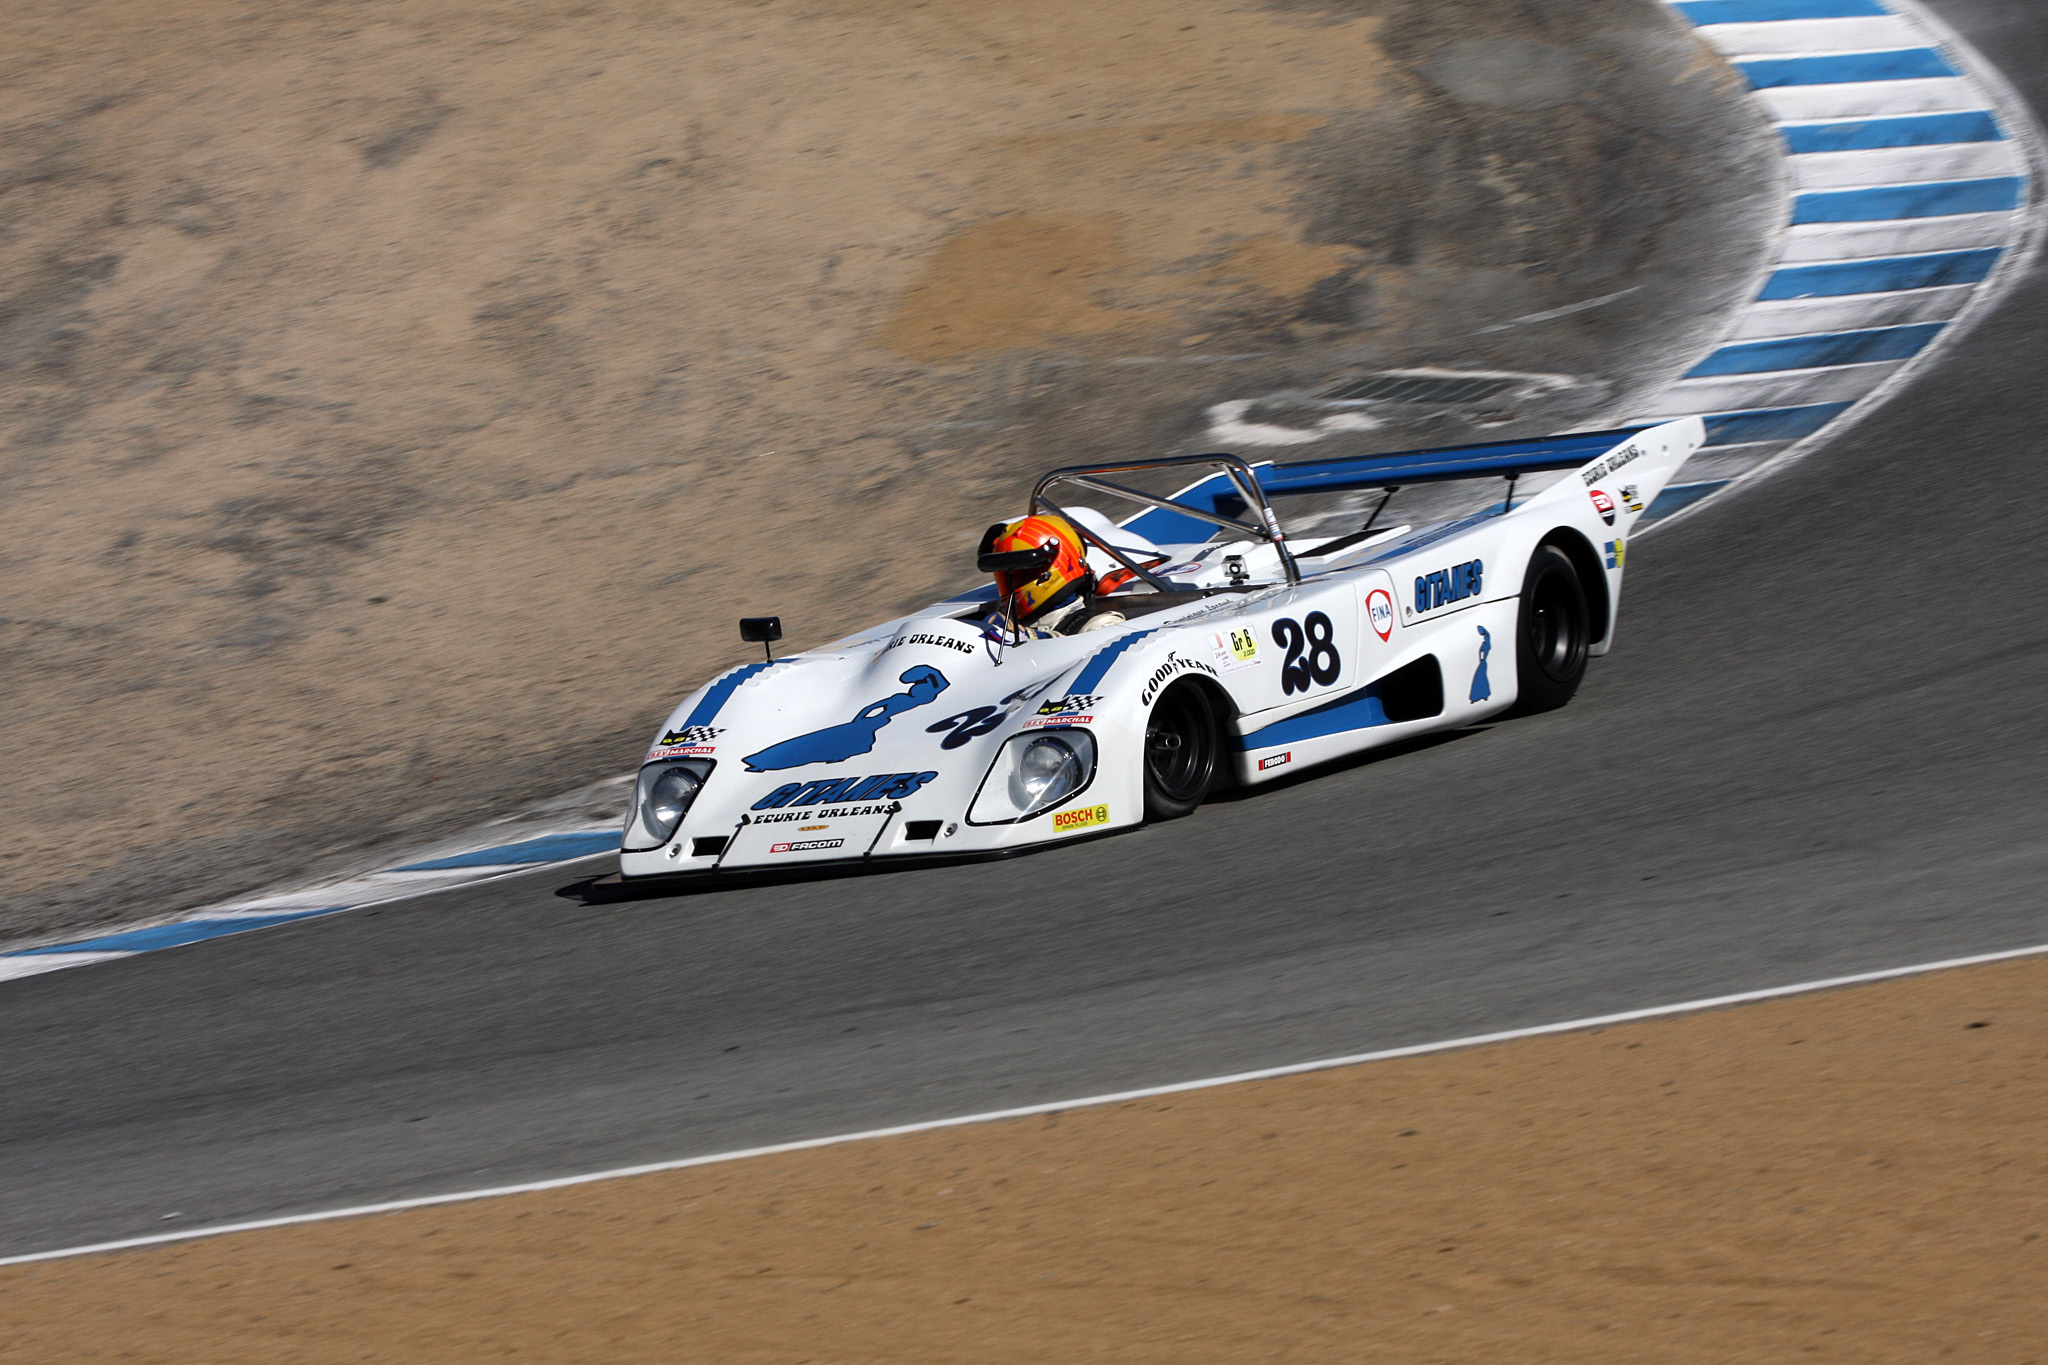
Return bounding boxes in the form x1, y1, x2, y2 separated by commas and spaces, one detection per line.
2, 0, 2043, 1260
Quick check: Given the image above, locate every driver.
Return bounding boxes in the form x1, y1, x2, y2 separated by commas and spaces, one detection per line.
978, 514, 1127, 637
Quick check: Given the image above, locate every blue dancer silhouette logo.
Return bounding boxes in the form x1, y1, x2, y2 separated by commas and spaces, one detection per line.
743, 665, 951, 772
1469, 625, 1492, 704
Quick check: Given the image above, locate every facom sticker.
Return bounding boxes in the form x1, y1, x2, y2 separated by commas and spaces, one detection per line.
770, 838, 844, 853
1051, 803, 1109, 833
1365, 588, 1394, 641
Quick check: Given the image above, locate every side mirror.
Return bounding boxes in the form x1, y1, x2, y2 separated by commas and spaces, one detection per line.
740, 616, 782, 661
977, 545, 1058, 575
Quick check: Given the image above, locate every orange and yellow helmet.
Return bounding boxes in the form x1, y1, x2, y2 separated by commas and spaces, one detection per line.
978, 513, 1093, 623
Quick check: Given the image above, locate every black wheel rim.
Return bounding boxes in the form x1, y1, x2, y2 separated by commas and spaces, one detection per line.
1526, 564, 1588, 683
1146, 688, 1214, 802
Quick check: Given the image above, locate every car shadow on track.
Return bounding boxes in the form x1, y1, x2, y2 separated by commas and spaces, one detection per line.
555, 726, 1489, 907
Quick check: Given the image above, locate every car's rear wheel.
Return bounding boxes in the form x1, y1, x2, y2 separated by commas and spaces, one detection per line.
1509, 543, 1591, 715
1143, 682, 1220, 821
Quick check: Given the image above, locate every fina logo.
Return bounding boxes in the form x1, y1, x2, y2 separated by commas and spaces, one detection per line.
1413, 559, 1483, 614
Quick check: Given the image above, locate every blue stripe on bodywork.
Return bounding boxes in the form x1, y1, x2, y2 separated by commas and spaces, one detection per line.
1236, 688, 1394, 750
1758, 248, 2001, 298
1793, 177, 2024, 223
1781, 110, 2004, 154
1702, 403, 1853, 444
1069, 629, 1159, 693
390, 831, 620, 871
1685, 322, 1944, 376
1736, 50, 1958, 89
9, 909, 348, 955
682, 661, 782, 728
1674, 0, 1886, 20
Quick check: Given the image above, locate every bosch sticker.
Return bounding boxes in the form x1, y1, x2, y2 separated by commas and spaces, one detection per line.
1051, 803, 1109, 833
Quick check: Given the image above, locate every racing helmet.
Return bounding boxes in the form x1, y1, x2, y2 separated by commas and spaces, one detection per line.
977, 513, 1093, 623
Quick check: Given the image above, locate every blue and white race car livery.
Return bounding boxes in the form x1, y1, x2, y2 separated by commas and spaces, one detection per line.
616, 419, 1704, 880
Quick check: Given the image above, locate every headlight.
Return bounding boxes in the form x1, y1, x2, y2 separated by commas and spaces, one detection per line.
969, 729, 1096, 825
624, 759, 714, 851
1010, 735, 1086, 811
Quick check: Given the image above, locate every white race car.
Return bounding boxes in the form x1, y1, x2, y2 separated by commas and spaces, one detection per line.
612, 418, 1703, 882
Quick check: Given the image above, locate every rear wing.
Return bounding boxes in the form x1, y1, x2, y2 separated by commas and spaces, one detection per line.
1120, 425, 1673, 545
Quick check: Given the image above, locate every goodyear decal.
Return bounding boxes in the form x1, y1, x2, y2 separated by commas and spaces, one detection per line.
1138, 650, 1219, 705
1051, 803, 1109, 833
1413, 559, 1483, 615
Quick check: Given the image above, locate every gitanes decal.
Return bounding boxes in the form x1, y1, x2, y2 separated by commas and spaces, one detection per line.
752, 771, 939, 810
1138, 651, 1218, 705
1412, 559, 1483, 615
1365, 588, 1394, 641
1581, 442, 1644, 486
1589, 488, 1616, 526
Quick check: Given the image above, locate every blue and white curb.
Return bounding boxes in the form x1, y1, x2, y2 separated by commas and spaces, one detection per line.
4, 0, 2037, 985
0, 792, 628, 983
1635, 0, 2040, 518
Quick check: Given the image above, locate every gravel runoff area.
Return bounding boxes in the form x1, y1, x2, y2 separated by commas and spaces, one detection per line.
4, 952, 2041, 1361
0, 0, 1780, 941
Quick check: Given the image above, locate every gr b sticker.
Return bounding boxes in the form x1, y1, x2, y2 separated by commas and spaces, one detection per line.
1208, 628, 1260, 671
752, 771, 938, 810
1272, 613, 1341, 695
1589, 489, 1616, 526
1413, 559, 1483, 614
1365, 588, 1394, 641
1051, 803, 1109, 833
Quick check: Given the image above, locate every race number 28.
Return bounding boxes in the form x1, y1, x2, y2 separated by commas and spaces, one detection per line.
1273, 612, 1341, 695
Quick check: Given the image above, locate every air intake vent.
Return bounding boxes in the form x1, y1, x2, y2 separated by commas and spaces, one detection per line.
1321, 374, 1518, 405
902, 820, 944, 841
690, 836, 730, 857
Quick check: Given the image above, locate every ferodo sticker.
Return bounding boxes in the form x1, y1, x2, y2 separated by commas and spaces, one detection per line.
1365, 587, 1394, 641
1258, 752, 1292, 771
1051, 803, 1109, 833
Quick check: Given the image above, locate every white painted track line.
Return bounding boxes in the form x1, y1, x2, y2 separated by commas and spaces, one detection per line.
6, 939, 2045, 1269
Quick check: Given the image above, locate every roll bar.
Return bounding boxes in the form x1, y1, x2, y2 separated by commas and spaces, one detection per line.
1030, 453, 1301, 587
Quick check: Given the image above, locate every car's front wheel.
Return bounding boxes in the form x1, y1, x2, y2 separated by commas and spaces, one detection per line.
1509, 542, 1591, 715
1143, 682, 1220, 821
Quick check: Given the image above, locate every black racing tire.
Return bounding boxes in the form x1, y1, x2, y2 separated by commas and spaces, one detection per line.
1143, 682, 1220, 821
1509, 543, 1591, 716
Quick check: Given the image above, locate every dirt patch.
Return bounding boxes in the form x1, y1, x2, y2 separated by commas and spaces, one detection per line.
5, 955, 2043, 1360
0, 0, 1778, 939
